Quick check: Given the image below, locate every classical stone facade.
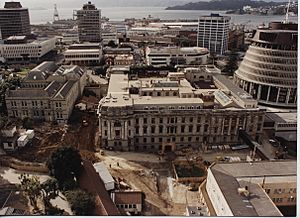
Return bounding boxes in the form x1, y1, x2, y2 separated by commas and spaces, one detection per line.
5, 62, 86, 123
97, 69, 265, 152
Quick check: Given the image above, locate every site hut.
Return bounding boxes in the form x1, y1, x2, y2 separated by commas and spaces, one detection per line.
93, 162, 115, 191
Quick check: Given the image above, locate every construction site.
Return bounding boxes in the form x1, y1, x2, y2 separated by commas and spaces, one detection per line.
0, 100, 287, 215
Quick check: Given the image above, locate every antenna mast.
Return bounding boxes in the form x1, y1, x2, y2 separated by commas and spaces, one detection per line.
53, 4, 60, 22
284, 0, 291, 23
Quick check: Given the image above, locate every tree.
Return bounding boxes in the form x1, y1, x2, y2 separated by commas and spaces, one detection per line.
41, 178, 59, 206
224, 51, 239, 76
18, 174, 42, 211
47, 147, 83, 190
0, 76, 21, 115
107, 40, 117, 48
65, 189, 95, 215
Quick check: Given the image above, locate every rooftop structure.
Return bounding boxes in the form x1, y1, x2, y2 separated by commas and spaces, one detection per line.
234, 22, 297, 108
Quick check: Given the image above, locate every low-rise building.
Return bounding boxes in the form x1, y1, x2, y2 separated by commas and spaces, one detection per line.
114, 54, 134, 66
64, 43, 103, 65
264, 112, 297, 147
102, 31, 118, 45
5, 62, 86, 123
0, 125, 18, 150
111, 190, 143, 215
199, 161, 296, 216
0, 36, 57, 64
62, 33, 79, 45
146, 46, 209, 67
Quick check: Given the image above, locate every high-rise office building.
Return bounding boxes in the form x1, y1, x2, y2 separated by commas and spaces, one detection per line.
197, 14, 230, 55
0, 2, 31, 39
74, 1, 102, 43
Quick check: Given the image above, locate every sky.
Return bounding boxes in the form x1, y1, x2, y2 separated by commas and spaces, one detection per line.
3, 0, 289, 9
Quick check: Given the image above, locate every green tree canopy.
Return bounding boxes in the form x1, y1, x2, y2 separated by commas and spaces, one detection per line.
18, 174, 42, 211
224, 51, 239, 75
47, 147, 83, 190
41, 178, 59, 205
65, 189, 95, 215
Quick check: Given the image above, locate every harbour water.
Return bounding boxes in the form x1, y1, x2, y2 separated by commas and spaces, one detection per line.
29, 7, 298, 28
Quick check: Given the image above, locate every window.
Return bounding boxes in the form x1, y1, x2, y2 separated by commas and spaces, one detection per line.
181, 126, 185, 133
189, 117, 193, 122
182, 118, 185, 123
159, 126, 163, 133
151, 118, 155, 124
136, 127, 139, 134
159, 118, 163, 123
159, 138, 162, 142
197, 125, 201, 132
151, 126, 155, 134
143, 138, 147, 143
189, 125, 193, 132
144, 118, 147, 124
188, 137, 192, 142
143, 127, 147, 134
151, 138, 155, 143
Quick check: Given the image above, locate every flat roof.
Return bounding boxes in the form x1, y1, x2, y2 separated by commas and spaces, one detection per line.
93, 162, 114, 184
212, 161, 296, 179
213, 75, 254, 100
266, 112, 297, 124
210, 161, 295, 216
133, 96, 203, 106
107, 74, 129, 94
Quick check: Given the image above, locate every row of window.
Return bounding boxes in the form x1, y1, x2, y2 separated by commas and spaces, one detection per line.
245, 52, 297, 65
116, 204, 137, 209
266, 188, 296, 194
10, 101, 62, 108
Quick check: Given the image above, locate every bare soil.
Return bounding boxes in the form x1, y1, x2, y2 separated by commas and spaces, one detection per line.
11, 110, 98, 163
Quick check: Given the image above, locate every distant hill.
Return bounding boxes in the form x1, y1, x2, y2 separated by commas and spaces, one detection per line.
165, 0, 283, 10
